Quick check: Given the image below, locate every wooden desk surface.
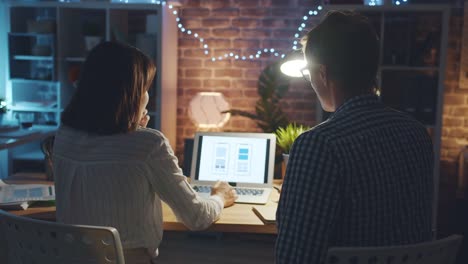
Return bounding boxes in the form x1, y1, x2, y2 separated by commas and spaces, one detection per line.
4, 177, 280, 234
162, 191, 279, 234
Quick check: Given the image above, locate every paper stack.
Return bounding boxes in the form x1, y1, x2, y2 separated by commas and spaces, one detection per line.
0, 180, 55, 210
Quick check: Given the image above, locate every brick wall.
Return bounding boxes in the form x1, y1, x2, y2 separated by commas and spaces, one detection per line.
175, 2, 466, 258
176, 0, 320, 161
437, 5, 467, 255
441, 10, 465, 163
175, 0, 466, 252
176, 1, 465, 168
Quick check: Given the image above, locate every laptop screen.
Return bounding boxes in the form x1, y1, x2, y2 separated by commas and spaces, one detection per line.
191, 132, 276, 185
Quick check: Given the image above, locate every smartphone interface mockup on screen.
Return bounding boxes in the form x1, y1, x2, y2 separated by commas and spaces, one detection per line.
195, 135, 270, 184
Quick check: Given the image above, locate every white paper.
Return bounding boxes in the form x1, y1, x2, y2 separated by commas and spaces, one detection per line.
0, 180, 55, 205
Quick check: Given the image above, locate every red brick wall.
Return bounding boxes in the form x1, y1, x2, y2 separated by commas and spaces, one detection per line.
175, 1, 466, 257
438, 6, 466, 245
175, 0, 466, 246
441, 11, 465, 163
176, 1, 465, 168
176, 0, 320, 161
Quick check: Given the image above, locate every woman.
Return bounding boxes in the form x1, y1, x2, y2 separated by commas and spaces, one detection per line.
53, 42, 237, 263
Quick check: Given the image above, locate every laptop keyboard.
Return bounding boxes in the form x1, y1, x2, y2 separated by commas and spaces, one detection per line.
235, 188, 264, 196
193, 185, 265, 196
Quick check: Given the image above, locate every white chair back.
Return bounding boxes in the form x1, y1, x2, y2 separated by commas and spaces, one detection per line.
326, 235, 463, 264
0, 209, 125, 264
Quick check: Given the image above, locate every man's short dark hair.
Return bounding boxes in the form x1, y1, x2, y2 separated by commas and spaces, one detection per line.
302, 11, 379, 95
61, 41, 156, 135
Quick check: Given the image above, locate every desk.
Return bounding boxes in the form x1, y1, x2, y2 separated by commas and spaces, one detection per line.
5, 178, 280, 234
0, 126, 56, 179
162, 194, 278, 234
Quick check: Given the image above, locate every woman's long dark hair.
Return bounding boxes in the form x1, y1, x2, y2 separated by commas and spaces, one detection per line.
62, 41, 156, 135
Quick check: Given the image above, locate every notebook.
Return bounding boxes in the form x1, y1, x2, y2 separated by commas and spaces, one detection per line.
190, 132, 276, 204
252, 206, 277, 224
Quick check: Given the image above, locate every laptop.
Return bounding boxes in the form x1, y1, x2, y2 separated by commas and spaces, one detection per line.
190, 132, 276, 204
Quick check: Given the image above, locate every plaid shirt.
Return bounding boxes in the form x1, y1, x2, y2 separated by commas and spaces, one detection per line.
276, 95, 434, 264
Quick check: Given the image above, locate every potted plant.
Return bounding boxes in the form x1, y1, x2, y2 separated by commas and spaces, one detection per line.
82, 21, 103, 52
222, 61, 290, 178
223, 61, 290, 133
275, 123, 311, 178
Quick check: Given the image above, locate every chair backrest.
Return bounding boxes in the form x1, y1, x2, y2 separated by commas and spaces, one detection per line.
0, 209, 125, 264
326, 235, 464, 264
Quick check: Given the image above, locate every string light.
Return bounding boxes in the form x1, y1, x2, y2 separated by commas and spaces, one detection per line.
289, 5, 322, 51
365, 0, 409, 5
108, 0, 409, 61
167, 1, 325, 61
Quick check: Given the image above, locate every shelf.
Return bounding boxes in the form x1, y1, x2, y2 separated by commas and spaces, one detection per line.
13, 149, 44, 161
10, 79, 59, 85
65, 57, 86, 62
9, 32, 54, 38
13, 55, 53, 61
10, 106, 59, 112
10, 78, 54, 82
380, 66, 439, 71
65, 57, 85, 62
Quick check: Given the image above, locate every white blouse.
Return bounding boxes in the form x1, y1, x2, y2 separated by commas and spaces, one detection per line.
53, 126, 223, 252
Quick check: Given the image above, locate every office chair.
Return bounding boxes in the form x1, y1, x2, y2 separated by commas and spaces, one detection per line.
326, 234, 463, 264
0, 209, 125, 264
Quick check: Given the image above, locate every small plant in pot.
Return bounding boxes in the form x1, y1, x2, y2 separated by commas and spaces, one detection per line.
275, 123, 311, 178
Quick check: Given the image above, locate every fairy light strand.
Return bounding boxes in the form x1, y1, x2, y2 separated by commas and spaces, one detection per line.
107, 0, 409, 61
366, 0, 408, 6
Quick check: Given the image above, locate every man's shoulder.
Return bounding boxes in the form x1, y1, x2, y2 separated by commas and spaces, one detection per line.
378, 107, 430, 133
335, 105, 426, 131
301, 109, 430, 155
294, 122, 334, 147
301, 118, 345, 141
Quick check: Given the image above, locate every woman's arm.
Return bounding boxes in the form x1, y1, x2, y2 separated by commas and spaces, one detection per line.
144, 134, 232, 230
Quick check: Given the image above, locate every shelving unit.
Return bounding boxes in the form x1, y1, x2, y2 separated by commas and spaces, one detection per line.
322, 4, 450, 238
1, 1, 178, 174
7, 6, 60, 128
4, 0, 178, 134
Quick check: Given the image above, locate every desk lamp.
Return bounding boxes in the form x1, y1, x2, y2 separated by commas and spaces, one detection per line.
280, 51, 307, 78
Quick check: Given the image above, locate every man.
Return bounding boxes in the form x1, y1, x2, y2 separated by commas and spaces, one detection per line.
276, 11, 434, 264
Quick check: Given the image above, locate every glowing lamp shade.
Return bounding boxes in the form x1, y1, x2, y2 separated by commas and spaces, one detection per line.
280, 59, 307, 78
189, 92, 231, 128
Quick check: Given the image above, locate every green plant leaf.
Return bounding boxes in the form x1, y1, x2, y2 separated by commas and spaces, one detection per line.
222, 109, 260, 121
275, 123, 311, 153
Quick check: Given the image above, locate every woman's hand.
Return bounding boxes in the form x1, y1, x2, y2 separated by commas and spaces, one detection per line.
139, 109, 150, 128
211, 181, 238, 208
